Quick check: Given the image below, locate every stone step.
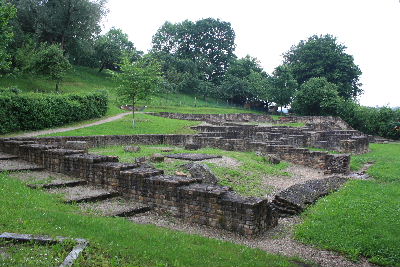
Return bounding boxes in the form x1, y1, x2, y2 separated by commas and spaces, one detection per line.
65, 191, 119, 204
0, 152, 18, 160
272, 205, 300, 217
0, 159, 44, 172
78, 197, 152, 217
28, 179, 87, 189
48, 185, 120, 204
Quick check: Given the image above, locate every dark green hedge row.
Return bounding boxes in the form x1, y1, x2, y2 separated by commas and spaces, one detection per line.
0, 91, 108, 134
338, 101, 400, 140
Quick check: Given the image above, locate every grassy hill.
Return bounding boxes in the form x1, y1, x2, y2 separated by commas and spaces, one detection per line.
0, 65, 257, 115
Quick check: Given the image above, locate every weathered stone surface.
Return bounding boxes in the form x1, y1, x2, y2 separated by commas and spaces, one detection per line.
184, 162, 219, 185
124, 146, 141, 153
166, 153, 222, 161
184, 143, 201, 150
65, 141, 88, 152
150, 153, 164, 162
266, 154, 280, 164
272, 176, 348, 216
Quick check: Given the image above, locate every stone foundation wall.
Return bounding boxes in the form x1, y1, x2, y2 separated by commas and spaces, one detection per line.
0, 138, 277, 236
192, 124, 369, 154
148, 112, 275, 123
3, 132, 351, 174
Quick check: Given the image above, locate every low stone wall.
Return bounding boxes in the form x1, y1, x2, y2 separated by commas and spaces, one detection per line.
192, 124, 369, 154
148, 112, 275, 123
278, 116, 352, 130
3, 132, 351, 174
0, 138, 277, 236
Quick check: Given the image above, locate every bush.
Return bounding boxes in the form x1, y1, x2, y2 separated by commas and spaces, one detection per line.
292, 77, 341, 116
0, 91, 108, 134
338, 101, 400, 140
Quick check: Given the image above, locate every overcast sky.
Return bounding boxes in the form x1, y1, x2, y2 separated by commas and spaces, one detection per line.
103, 0, 400, 107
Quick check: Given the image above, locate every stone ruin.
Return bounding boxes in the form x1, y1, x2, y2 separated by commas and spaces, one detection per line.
0, 113, 373, 237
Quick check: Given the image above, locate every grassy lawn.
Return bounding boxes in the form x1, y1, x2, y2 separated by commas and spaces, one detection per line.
295, 143, 400, 266
90, 145, 290, 197
0, 172, 300, 267
43, 113, 200, 137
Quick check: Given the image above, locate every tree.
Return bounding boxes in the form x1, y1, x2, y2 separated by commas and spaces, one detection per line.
291, 77, 341, 116
29, 43, 72, 92
112, 55, 164, 127
0, 0, 16, 73
152, 18, 236, 84
10, 0, 107, 59
219, 56, 269, 105
95, 27, 138, 72
268, 65, 298, 112
283, 34, 362, 99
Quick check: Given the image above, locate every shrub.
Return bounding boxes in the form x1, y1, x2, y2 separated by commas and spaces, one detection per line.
292, 77, 341, 116
0, 91, 108, 134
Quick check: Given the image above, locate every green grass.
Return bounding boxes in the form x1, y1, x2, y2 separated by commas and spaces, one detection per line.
0, 172, 300, 267
43, 113, 200, 137
350, 143, 400, 182
90, 145, 290, 197
295, 143, 400, 266
0, 240, 73, 267
0, 66, 116, 94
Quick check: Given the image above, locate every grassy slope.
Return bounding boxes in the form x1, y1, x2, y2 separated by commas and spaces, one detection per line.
90, 145, 290, 197
295, 143, 400, 266
0, 173, 298, 267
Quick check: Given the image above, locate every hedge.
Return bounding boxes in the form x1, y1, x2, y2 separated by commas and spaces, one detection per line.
0, 91, 108, 134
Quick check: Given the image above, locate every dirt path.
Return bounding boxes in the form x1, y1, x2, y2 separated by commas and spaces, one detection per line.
15, 112, 131, 137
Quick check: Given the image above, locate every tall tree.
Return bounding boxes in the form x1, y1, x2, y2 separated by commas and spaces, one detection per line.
283, 34, 362, 99
0, 0, 16, 73
268, 64, 298, 112
219, 56, 269, 105
95, 27, 138, 72
10, 0, 107, 59
112, 55, 164, 127
152, 18, 236, 84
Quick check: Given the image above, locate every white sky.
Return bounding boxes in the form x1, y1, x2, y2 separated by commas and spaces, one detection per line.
103, 0, 400, 107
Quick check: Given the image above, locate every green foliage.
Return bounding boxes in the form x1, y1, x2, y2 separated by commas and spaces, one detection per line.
95, 27, 139, 72
284, 34, 362, 99
0, 0, 16, 73
268, 64, 298, 110
0, 91, 108, 134
338, 101, 400, 140
10, 0, 107, 64
152, 18, 236, 84
28, 43, 72, 91
292, 77, 341, 116
219, 55, 270, 105
112, 55, 164, 127
0, 173, 298, 267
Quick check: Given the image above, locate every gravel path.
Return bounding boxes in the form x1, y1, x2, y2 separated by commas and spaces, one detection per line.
15, 112, 131, 137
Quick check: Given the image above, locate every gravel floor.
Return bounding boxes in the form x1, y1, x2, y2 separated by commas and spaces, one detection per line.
201, 156, 242, 168
128, 212, 377, 267
0, 159, 42, 171
79, 197, 146, 216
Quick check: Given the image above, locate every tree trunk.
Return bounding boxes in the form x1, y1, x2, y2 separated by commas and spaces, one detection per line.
98, 63, 105, 73
132, 97, 136, 128
55, 82, 59, 93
